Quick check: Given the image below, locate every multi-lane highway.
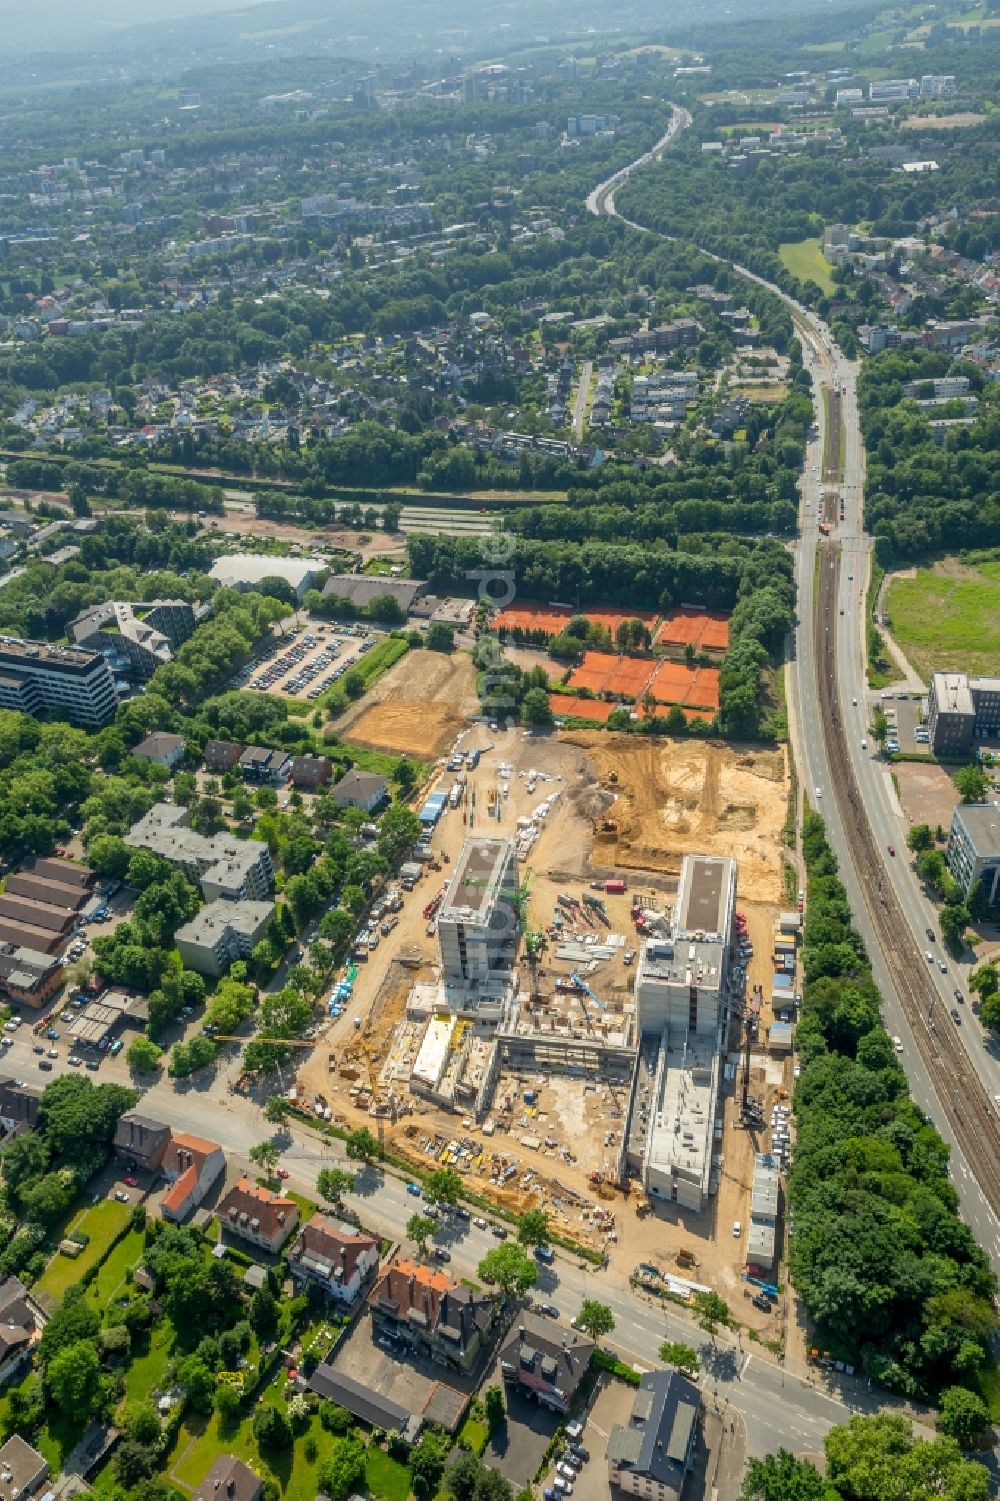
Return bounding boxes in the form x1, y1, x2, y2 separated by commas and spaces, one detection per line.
587, 107, 1000, 1271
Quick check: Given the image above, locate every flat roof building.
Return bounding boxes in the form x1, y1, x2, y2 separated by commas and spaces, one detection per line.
747, 1153, 780, 1269
947, 801, 1000, 908
125, 803, 274, 901
0, 636, 117, 728
209, 554, 320, 602
928, 671, 1000, 755
322, 573, 426, 613
437, 837, 518, 995
175, 898, 275, 977
628, 855, 736, 1212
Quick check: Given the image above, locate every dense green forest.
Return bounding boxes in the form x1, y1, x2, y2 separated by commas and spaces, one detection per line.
790, 810, 997, 1398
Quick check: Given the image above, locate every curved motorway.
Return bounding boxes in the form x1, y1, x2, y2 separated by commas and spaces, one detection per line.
589, 109, 1000, 1268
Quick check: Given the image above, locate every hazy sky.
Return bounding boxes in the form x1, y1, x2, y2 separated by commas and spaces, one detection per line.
0, 0, 272, 51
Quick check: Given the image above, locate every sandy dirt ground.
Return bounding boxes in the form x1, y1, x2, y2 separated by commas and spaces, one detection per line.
560, 732, 789, 904
894, 762, 961, 834
294, 718, 792, 1308
338, 650, 479, 758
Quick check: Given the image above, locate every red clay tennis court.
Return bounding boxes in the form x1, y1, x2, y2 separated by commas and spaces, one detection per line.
648, 660, 720, 712
548, 695, 620, 722
494, 603, 574, 635
494, 602, 660, 638
567, 652, 656, 699
654, 609, 730, 654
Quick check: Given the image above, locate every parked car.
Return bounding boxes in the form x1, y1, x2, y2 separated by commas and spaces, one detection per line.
491, 1225, 508, 1239
472, 1216, 488, 1229
433, 1247, 452, 1263
565, 1422, 584, 1442
38, 1060, 53, 1071
752, 1293, 772, 1313
406, 1182, 422, 1197
568, 1444, 589, 1462
123, 1175, 138, 1187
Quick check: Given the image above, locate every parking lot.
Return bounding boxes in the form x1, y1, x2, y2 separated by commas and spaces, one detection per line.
879, 691, 927, 755
239, 622, 382, 702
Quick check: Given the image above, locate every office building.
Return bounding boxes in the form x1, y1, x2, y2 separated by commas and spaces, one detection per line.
0, 637, 117, 727
868, 78, 919, 101
927, 671, 1000, 754
125, 803, 274, 900
175, 898, 275, 977
920, 74, 956, 98
437, 838, 518, 990
607, 1370, 700, 1501
946, 802, 1000, 907
69, 599, 195, 681
627, 856, 736, 1211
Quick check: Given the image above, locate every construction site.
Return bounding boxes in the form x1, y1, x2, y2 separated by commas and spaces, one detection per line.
292, 721, 796, 1299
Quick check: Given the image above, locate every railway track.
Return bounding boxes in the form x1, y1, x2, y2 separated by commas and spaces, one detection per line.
815, 541, 1000, 1214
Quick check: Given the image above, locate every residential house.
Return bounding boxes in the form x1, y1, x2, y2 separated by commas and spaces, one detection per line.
0, 1436, 49, 1501
0, 1278, 45, 1389
0, 1080, 42, 1136
289, 755, 333, 791
160, 1133, 226, 1222
331, 769, 388, 813
0, 945, 63, 1009
498, 1315, 594, 1414
132, 732, 186, 770
238, 747, 290, 785
113, 1112, 171, 1172
204, 740, 243, 773
369, 1255, 497, 1374
217, 1178, 298, 1254
288, 1215, 380, 1306
192, 1457, 263, 1501
607, 1369, 700, 1501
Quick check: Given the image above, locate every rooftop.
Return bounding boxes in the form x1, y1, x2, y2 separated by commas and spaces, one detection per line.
630, 1031, 720, 1197
0, 1435, 48, 1501
442, 837, 514, 917
953, 802, 1000, 859
209, 554, 317, 589
0, 636, 107, 675
174, 898, 274, 948
932, 671, 975, 717
607, 1369, 699, 1497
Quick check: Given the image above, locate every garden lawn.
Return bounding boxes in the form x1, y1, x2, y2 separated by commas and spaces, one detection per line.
34, 1199, 132, 1302
168, 1406, 361, 1501
778, 237, 837, 295
365, 1446, 411, 1501
124, 1321, 176, 1405
886, 559, 1000, 680
456, 1417, 488, 1457
87, 1227, 145, 1309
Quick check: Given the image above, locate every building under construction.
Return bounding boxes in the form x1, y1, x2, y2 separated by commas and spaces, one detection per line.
625, 855, 737, 1212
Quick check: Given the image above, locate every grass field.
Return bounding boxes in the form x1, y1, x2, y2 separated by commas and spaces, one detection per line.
86, 1226, 145, 1309
778, 238, 837, 296
885, 559, 1000, 680
34, 1199, 132, 1302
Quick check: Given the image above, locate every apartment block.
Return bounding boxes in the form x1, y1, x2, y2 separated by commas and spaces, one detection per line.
175, 898, 275, 977
0, 637, 117, 727
69, 599, 195, 681
125, 803, 274, 900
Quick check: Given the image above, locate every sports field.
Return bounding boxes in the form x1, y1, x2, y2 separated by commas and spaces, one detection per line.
565, 652, 719, 711
885, 558, 1000, 680
778, 237, 837, 296
654, 608, 730, 654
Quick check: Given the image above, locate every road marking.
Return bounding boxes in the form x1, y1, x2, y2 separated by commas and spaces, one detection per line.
741, 1353, 752, 1377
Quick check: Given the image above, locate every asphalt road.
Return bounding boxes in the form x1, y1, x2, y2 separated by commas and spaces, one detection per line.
571, 360, 593, 442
